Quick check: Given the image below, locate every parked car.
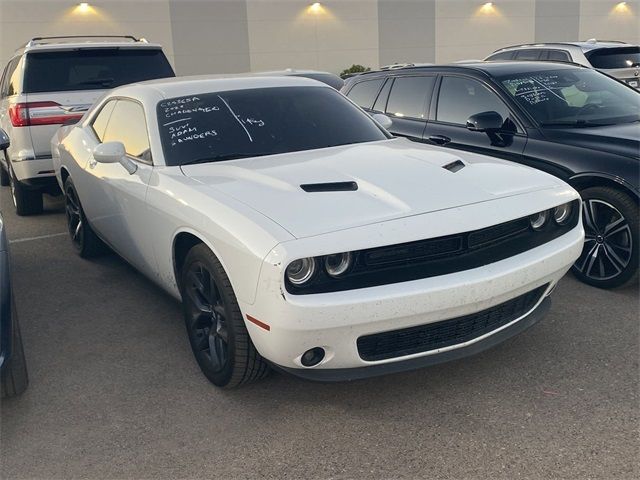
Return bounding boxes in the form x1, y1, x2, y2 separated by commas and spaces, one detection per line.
0, 129, 28, 398
253, 69, 344, 90
485, 40, 640, 90
52, 76, 583, 388
0, 35, 175, 216
342, 61, 639, 289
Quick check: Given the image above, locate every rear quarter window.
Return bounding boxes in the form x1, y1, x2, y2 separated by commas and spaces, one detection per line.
23, 48, 175, 93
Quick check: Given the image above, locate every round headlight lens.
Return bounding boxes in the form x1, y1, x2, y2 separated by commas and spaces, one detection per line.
553, 203, 572, 225
324, 252, 353, 277
286, 258, 316, 285
529, 211, 549, 230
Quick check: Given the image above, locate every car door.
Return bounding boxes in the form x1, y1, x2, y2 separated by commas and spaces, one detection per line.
423, 75, 527, 163
382, 75, 435, 141
79, 98, 156, 275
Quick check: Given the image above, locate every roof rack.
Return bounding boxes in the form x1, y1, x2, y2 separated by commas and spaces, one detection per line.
584, 38, 628, 44
24, 35, 145, 48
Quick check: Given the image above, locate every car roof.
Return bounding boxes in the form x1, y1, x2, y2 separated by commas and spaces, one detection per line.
114, 74, 328, 100
350, 61, 585, 79
13, 36, 163, 56
492, 40, 634, 53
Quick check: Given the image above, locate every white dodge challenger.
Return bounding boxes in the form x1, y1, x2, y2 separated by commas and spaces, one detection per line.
51, 76, 584, 388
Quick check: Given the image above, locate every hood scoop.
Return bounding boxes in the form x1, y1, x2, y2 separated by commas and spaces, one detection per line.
442, 159, 465, 173
300, 181, 359, 193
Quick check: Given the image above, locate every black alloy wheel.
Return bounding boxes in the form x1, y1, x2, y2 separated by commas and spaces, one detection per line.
573, 187, 638, 288
63, 177, 106, 258
181, 244, 269, 388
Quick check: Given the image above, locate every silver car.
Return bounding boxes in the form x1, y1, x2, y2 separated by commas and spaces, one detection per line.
485, 40, 640, 90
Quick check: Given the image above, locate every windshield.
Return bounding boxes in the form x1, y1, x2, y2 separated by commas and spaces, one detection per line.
23, 48, 175, 93
157, 86, 390, 166
498, 68, 640, 127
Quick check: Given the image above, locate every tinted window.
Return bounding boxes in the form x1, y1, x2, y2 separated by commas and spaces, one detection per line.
514, 49, 541, 60
346, 79, 384, 109
91, 100, 117, 141
386, 76, 434, 119
103, 100, 151, 161
546, 50, 571, 62
586, 47, 640, 69
372, 78, 392, 112
23, 49, 174, 94
437, 76, 513, 128
499, 68, 640, 126
486, 51, 514, 61
157, 86, 390, 166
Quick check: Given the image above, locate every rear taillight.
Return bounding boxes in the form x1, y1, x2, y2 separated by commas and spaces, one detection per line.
8, 102, 84, 127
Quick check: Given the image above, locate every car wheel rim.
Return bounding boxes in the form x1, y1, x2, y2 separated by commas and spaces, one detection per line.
184, 262, 229, 372
575, 199, 633, 281
65, 188, 83, 248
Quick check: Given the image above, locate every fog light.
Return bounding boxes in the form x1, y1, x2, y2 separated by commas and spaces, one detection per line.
301, 347, 325, 367
529, 211, 548, 230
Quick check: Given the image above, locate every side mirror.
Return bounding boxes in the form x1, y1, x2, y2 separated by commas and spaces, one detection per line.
93, 141, 138, 174
94, 141, 125, 164
466, 111, 504, 132
372, 113, 393, 130
0, 128, 10, 151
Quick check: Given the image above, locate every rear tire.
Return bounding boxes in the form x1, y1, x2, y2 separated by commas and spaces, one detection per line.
1, 297, 29, 398
64, 177, 107, 258
572, 186, 638, 289
8, 163, 43, 216
181, 244, 270, 388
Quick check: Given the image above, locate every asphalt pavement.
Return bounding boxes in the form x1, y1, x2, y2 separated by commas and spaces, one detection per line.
0, 188, 638, 479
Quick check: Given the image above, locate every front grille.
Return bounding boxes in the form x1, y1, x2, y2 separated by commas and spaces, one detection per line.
357, 285, 548, 361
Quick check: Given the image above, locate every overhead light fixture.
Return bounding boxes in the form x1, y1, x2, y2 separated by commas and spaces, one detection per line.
614, 1, 630, 12
309, 2, 323, 13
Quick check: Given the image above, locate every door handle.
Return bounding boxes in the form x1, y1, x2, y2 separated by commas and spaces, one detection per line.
428, 135, 451, 145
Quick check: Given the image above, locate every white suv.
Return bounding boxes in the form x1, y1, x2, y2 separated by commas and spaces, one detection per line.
485, 40, 640, 90
0, 36, 174, 215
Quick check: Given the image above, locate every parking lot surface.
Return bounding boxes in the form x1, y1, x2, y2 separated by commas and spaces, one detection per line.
0, 188, 638, 479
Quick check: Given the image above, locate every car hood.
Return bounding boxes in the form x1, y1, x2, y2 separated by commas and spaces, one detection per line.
541, 122, 640, 160
181, 139, 563, 238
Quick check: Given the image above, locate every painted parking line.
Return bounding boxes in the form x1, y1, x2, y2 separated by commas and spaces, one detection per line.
9, 232, 67, 244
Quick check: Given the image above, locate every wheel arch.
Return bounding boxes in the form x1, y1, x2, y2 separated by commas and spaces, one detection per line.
60, 166, 70, 186
569, 173, 639, 204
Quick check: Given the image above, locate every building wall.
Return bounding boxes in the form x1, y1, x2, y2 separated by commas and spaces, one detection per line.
0, 0, 638, 75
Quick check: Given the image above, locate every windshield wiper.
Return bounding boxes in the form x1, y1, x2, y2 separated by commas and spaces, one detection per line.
180, 153, 265, 166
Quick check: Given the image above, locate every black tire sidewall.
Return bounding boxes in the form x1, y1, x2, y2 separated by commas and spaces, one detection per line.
573, 186, 639, 289
181, 246, 241, 387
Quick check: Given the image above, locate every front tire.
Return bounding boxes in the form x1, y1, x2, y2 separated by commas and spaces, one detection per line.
8, 163, 43, 216
0, 166, 9, 187
181, 244, 269, 388
64, 177, 106, 258
572, 186, 638, 289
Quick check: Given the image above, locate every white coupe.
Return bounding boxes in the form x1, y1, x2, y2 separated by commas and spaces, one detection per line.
52, 76, 584, 388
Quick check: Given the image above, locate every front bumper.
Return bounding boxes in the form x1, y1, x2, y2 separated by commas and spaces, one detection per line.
276, 296, 551, 382
240, 224, 583, 375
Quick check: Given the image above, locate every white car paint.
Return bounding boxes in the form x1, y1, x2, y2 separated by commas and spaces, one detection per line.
52, 75, 584, 379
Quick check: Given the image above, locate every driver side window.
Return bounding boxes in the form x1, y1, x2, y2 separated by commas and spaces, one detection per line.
436, 76, 518, 132
102, 100, 152, 163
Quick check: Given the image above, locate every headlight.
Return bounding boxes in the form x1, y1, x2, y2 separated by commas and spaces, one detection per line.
553, 202, 573, 225
529, 210, 548, 230
324, 252, 352, 277
286, 258, 316, 285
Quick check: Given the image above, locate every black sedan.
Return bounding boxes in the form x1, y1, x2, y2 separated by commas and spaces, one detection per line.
342, 61, 639, 288
1, 131, 28, 397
